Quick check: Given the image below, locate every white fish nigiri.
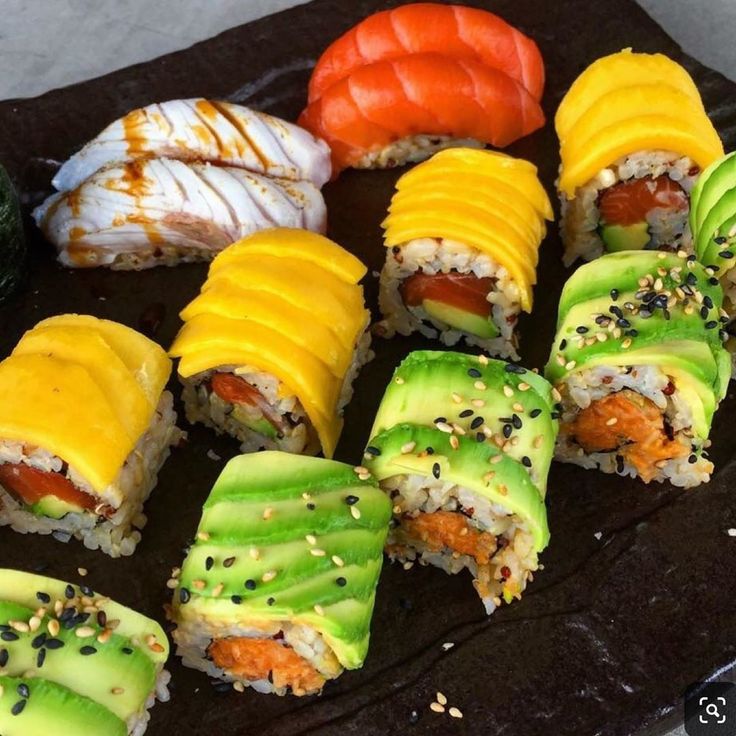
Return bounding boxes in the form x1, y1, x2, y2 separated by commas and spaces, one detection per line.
52, 99, 332, 192
33, 158, 327, 270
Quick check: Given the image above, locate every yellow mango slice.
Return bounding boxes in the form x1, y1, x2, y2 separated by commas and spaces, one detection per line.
556, 49, 705, 139
13, 325, 151, 443
210, 228, 367, 284
202, 257, 366, 350
559, 115, 724, 197
180, 282, 358, 378
34, 314, 171, 408
170, 314, 342, 457
0, 354, 133, 494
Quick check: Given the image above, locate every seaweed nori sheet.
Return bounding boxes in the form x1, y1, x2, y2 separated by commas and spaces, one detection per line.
0, 1, 735, 734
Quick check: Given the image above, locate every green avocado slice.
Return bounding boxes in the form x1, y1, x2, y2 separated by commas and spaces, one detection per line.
0, 676, 126, 736
600, 222, 651, 252
690, 151, 736, 237
28, 495, 83, 520
422, 299, 499, 339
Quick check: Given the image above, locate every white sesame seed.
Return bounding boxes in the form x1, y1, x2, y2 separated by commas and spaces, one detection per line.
596, 332, 608, 342
452, 423, 466, 436
471, 399, 485, 408
449, 707, 463, 719
622, 338, 632, 349
47, 619, 60, 637
430, 702, 445, 714
435, 421, 453, 433
552, 388, 562, 402
483, 471, 496, 484
314, 604, 325, 616
727, 528, 736, 537
249, 547, 260, 560
306, 534, 317, 545
474, 381, 487, 391
442, 642, 455, 651
9, 620, 29, 633
606, 417, 618, 426
565, 360, 577, 371
75, 626, 96, 638
332, 555, 345, 567
302, 492, 312, 500
512, 402, 524, 413
353, 465, 369, 475
233, 681, 245, 693
262, 507, 273, 520
310, 548, 326, 557
490, 454, 503, 464
518, 382, 530, 391
478, 354, 489, 365
403, 561, 414, 571
503, 385, 514, 397
451, 392, 463, 404
196, 531, 210, 542
657, 252, 668, 260
262, 570, 277, 582
401, 441, 417, 454
77, 567, 88, 577
436, 692, 447, 706
28, 616, 41, 632
534, 435, 543, 448
350, 506, 361, 520
111, 687, 125, 695
450, 436, 459, 450
393, 505, 402, 514
556, 354, 566, 366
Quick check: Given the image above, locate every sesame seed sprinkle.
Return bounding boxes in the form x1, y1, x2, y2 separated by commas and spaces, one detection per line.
350, 506, 362, 520
332, 555, 345, 567
449, 707, 463, 719
430, 702, 445, 714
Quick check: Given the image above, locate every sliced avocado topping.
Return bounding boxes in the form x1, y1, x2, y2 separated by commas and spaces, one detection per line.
422, 299, 499, 339
28, 495, 83, 520
600, 222, 651, 252
231, 406, 279, 439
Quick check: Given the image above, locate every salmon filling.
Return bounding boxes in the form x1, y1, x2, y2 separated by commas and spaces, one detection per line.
567, 389, 689, 481
598, 175, 688, 227
400, 272, 494, 318
208, 637, 326, 693
398, 510, 497, 565
209, 373, 288, 435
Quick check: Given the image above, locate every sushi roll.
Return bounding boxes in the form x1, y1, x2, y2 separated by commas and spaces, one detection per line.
689, 151, 736, 309
378, 148, 553, 358
556, 49, 724, 265
0, 568, 170, 735
363, 351, 556, 614
33, 159, 326, 270
299, 4, 545, 175
52, 98, 332, 192
0, 314, 182, 556
545, 251, 731, 487
169, 228, 372, 458
168, 452, 391, 696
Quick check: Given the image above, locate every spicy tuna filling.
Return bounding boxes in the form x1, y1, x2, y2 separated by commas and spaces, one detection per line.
208, 637, 326, 694
565, 388, 688, 482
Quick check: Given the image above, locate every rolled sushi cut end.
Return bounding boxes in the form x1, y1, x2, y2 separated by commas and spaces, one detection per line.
555, 49, 724, 265
170, 228, 373, 459
378, 149, 553, 359
363, 350, 556, 614
169, 452, 391, 696
0, 569, 170, 736
544, 251, 731, 487
0, 315, 183, 557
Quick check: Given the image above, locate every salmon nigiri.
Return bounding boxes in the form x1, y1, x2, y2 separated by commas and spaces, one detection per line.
299, 53, 545, 175
308, 3, 545, 104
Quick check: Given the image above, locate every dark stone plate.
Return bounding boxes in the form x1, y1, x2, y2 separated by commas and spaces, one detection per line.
1, 1, 735, 734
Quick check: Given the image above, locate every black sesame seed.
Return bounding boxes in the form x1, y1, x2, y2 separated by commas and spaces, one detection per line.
688, 454, 698, 464
122, 647, 133, 655
504, 363, 526, 374
700, 305, 710, 319
576, 325, 589, 334
45, 639, 64, 650
245, 580, 256, 591
470, 416, 484, 430
80, 646, 97, 656
365, 446, 381, 456
64, 584, 75, 599
467, 367, 482, 378
97, 611, 107, 628
72, 613, 90, 627
714, 236, 728, 245
31, 633, 46, 649
179, 588, 191, 604
521, 456, 532, 468
0, 648, 7, 666
476, 432, 485, 442
17, 683, 29, 699
686, 272, 698, 286
335, 577, 347, 587
551, 412, 561, 420
425, 447, 435, 455
595, 315, 611, 325
559, 339, 568, 350
705, 320, 718, 329
205, 556, 214, 571
223, 557, 236, 568
616, 318, 631, 328
503, 424, 513, 439
231, 595, 243, 605
610, 288, 619, 301
663, 309, 671, 321
80, 585, 94, 597
267, 597, 276, 606
459, 409, 474, 418
687, 254, 697, 262
433, 417, 447, 425
432, 462, 441, 479
626, 329, 639, 338
703, 295, 714, 309
345, 495, 359, 506
642, 290, 657, 303
709, 277, 720, 286
11, 700, 26, 716
719, 250, 734, 259
36, 591, 50, 604
59, 608, 75, 623
610, 305, 623, 319
1, 631, 19, 642
306, 503, 316, 511
512, 414, 522, 430
530, 408, 542, 418
37, 648, 46, 668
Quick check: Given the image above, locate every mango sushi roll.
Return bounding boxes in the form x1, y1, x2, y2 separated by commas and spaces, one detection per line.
557, 49, 723, 265
168, 452, 391, 696
378, 148, 553, 359
0, 315, 182, 557
0, 569, 170, 735
545, 251, 730, 487
363, 351, 556, 614
169, 228, 372, 458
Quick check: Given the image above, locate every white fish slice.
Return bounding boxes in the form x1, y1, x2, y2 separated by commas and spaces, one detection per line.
33, 158, 327, 270
52, 99, 332, 192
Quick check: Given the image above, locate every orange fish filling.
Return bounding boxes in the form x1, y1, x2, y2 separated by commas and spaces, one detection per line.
208, 637, 326, 693
568, 389, 688, 481
400, 510, 497, 565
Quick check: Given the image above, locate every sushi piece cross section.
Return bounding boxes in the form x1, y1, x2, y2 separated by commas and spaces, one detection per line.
0, 314, 183, 556
378, 148, 553, 358
0, 569, 170, 736
33, 159, 327, 270
299, 4, 545, 175
169, 452, 391, 696
556, 48, 723, 265
52, 98, 332, 192
169, 228, 373, 458
363, 350, 557, 614
544, 251, 731, 487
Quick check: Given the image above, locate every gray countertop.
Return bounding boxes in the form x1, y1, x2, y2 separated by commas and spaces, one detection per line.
2, 2, 733, 734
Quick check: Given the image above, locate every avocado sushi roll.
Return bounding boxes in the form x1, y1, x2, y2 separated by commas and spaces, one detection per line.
689, 151, 736, 310
556, 49, 723, 265
0, 568, 170, 735
545, 251, 730, 487
363, 351, 556, 614
378, 148, 553, 359
169, 227, 372, 458
0, 314, 182, 556
169, 452, 391, 696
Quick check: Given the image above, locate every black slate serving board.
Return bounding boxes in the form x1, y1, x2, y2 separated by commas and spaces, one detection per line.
1, 1, 736, 734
